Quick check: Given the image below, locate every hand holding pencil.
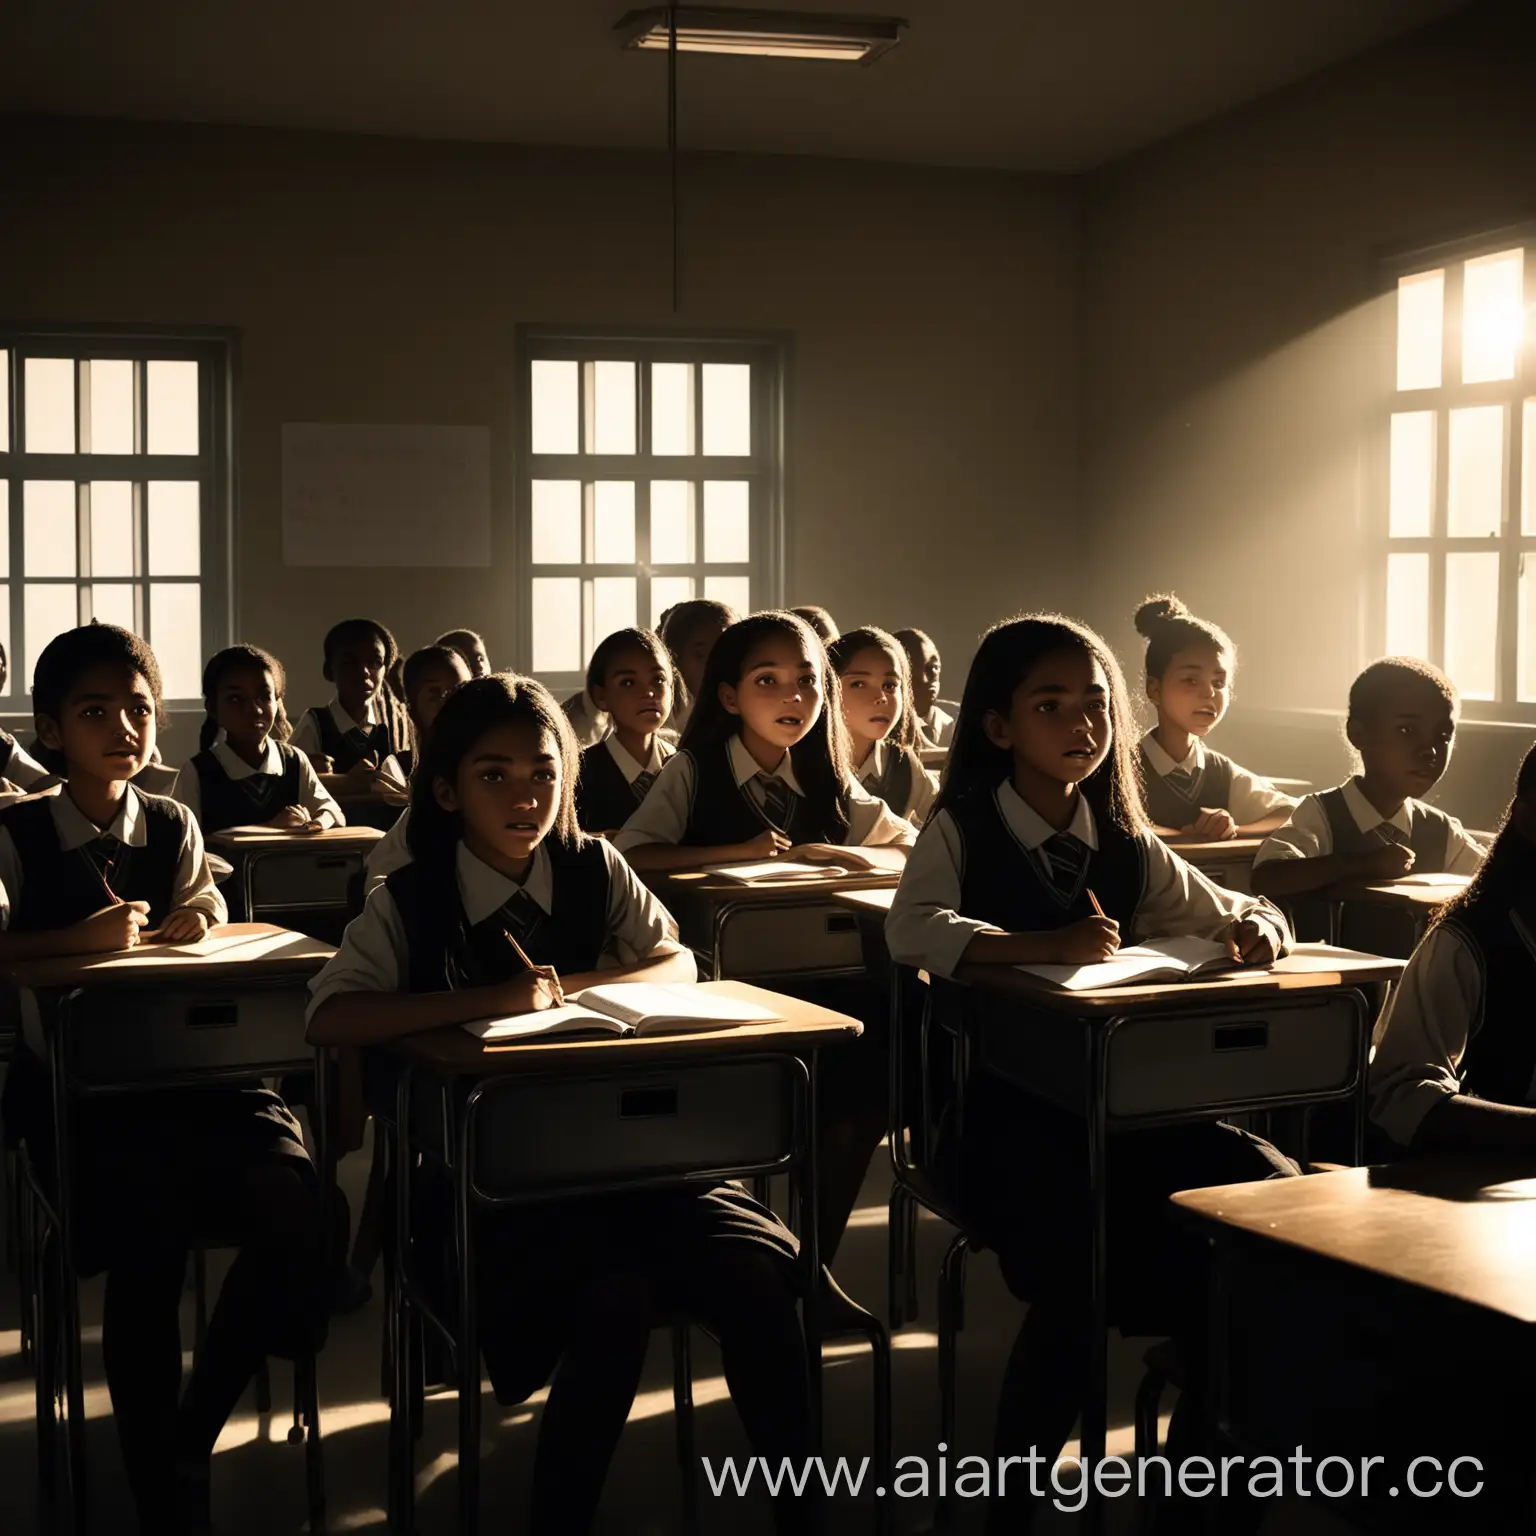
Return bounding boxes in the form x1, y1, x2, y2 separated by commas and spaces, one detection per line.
1049, 888, 1121, 965
501, 928, 565, 1012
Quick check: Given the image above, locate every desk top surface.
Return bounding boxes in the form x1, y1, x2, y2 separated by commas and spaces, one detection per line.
954, 942, 1405, 1015
209, 825, 384, 850
384, 979, 863, 1077
1330, 875, 1472, 910
1159, 835, 1266, 864
652, 858, 903, 906
3, 923, 336, 989
1173, 1159, 1536, 1325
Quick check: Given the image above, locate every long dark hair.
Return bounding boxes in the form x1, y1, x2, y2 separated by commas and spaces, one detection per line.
199, 644, 292, 753
934, 613, 1147, 834
1436, 743, 1536, 928
407, 673, 584, 874
827, 625, 918, 750
680, 610, 851, 837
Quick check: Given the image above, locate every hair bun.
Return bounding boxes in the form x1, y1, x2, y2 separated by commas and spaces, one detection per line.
1134, 594, 1189, 636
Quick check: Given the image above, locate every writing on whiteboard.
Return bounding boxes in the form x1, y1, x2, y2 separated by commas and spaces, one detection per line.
282, 422, 492, 567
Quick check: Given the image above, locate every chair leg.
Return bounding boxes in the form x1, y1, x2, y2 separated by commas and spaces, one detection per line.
868, 1323, 893, 1536
935, 1234, 969, 1531
903, 1192, 920, 1322
3, 1147, 15, 1274
192, 1247, 208, 1364
1134, 1366, 1166, 1462
18, 1168, 35, 1369
671, 1324, 700, 1530
886, 1184, 909, 1330
33, 1227, 58, 1515
254, 1357, 273, 1416
298, 1355, 326, 1531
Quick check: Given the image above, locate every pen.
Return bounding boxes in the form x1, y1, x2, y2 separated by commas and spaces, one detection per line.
1087, 889, 1107, 919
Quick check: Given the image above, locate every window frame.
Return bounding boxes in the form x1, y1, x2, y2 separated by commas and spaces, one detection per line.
1373, 225, 1535, 721
0, 325, 236, 707
515, 326, 786, 694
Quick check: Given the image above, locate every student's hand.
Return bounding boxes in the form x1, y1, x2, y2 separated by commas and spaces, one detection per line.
1360, 843, 1416, 880
742, 828, 792, 860
789, 843, 879, 873
1049, 916, 1120, 964
156, 908, 212, 945
1184, 808, 1238, 840
492, 965, 564, 1016
342, 760, 381, 790
71, 901, 152, 954
1225, 917, 1276, 966
313, 755, 336, 774
266, 805, 317, 831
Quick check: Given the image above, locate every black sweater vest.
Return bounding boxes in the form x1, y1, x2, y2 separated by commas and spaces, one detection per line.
861, 745, 919, 821
1443, 899, 1536, 1109
948, 788, 1145, 933
1317, 786, 1452, 869
191, 744, 304, 835
303, 705, 413, 778
679, 742, 847, 847
387, 838, 611, 993
1138, 744, 1236, 828
575, 741, 671, 836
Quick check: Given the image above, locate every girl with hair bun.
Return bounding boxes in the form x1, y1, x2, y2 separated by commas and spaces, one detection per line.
1134, 593, 1296, 840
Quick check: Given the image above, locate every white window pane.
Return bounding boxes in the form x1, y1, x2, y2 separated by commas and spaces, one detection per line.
651, 363, 695, 455
25, 358, 75, 453
24, 481, 76, 577
87, 359, 135, 454
0, 482, 8, 578
650, 481, 695, 564
1385, 552, 1429, 659
147, 481, 200, 575
587, 361, 636, 455
1388, 412, 1434, 537
531, 479, 581, 563
1462, 248, 1524, 385
531, 360, 579, 455
701, 364, 751, 455
650, 575, 696, 629
25, 584, 79, 689
0, 351, 8, 453
1522, 399, 1536, 536
592, 481, 636, 563
89, 482, 135, 577
1444, 552, 1499, 700
90, 582, 136, 631
0, 586, 11, 687
589, 577, 637, 656
531, 577, 581, 672
704, 575, 751, 614
1447, 406, 1504, 538
1519, 559, 1536, 701
150, 582, 201, 699
145, 360, 199, 455
1396, 270, 1443, 391
703, 481, 750, 563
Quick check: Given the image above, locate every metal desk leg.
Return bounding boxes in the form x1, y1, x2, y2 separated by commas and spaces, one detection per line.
801, 1049, 822, 1452
50, 998, 87, 1536
1082, 1021, 1114, 1536
390, 1070, 416, 1535
456, 1094, 482, 1536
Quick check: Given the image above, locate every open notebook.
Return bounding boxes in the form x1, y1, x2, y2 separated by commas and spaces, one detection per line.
1015, 936, 1248, 992
706, 860, 841, 884
464, 982, 782, 1042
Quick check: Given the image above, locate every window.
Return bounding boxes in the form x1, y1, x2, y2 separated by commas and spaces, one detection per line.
1380, 236, 1532, 709
518, 332, 783, 691
0, 335, 232, 704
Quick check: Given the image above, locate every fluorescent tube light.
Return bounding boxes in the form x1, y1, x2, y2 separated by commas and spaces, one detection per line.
615, 7, 906, 64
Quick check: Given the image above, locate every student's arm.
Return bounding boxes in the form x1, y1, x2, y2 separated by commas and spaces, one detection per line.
625, 831, 788, 873
1250, 845, 1410, 901
156, 811, 228, 940
0, 827, 153, 960
1234, 811, 1292, 837
1226, 764, 1300, 839
558, 949, 697, 995
296, 752, 345, 829
169, 762, 201, 824
1411, 1095, 1536, 1153
613, 753, 790, 871
1441, 813, 1490, 877
1137, 835, 1290, 962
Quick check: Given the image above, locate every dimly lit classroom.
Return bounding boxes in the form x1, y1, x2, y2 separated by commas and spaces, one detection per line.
2, 2, 1536, 1533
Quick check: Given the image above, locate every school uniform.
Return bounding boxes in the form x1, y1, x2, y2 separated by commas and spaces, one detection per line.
171, 736, 344, 835
562, 689, 609, 751
1138, 731, 1296, 830
364, 804, 412, 895
915, 701, 956, 750
574, 735, 673, 835
0, 727, 54, 790
307, 835, 809, 1527
291, 696, 413, 778
854, 739, 938, 827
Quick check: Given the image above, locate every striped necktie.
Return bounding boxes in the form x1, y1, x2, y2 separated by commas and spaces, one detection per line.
1165, 763, 1198, 796
498, 889, 543, 949
1041, 831, 1089, 904
631, 770, 656, 803
1374, 821, 1412, 850
78, 834, 128, 899
759, 775, 793, 832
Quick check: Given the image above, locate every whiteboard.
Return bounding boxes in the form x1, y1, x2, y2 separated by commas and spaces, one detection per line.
281, 422, 492, 567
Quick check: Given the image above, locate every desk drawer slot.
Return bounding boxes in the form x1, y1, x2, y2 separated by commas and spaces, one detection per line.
1213, 1022, 1267, 1053
709, 905, 864, 978
620, 1085, 678, 1119
188, 1002, 238, 1031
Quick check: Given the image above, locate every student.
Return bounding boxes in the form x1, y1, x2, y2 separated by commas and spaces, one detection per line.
1370, 742, 1536, 1153
435, 627, 491, 679
172, 644, 343, 838
306, 675, 814, 1534
790, 604, 839, 644
1134, 594, 1297, 839
884, 613, 1295, 1528
659, 598, 738, 740
893, 627, 954, 749
574, 628, 674, 835
1251, 657, 1484, 903
618, 612, 914, 1264
828, 625, 937, 827
291, 617, 414, 789
0, 719, 55, 792
0, 622, 324, 1532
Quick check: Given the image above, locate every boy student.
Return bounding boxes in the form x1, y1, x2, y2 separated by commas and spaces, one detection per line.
292, 617, 413, 793
893, 628, 954, 749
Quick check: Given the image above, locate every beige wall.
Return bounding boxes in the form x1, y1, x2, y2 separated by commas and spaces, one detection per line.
1079, 0, 1536, 824
0, 118, 1080, 752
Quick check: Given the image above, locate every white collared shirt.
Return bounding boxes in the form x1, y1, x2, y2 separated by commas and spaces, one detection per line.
307, 836, 690, 1017
612, 733, 915, 854
0, 784, 227, 929
1252, 777, 1485, 874
365, 805, 412, 894
1139, 731, 1297, 824
855, 739, 939, 828
917, 703, 956, 750
885, 779, 1289, 979
0, 733, 53, 792
171, 737, 344, 829
605, 733, 671, 784
290, 696, 382, 758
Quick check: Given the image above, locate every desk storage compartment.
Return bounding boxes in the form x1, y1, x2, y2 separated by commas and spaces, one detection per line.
248, 849, 366, 913
60, 983, 314, 1086
708, 904, 865, 978
466, 1058, 798, 1197
1106, 994, 1362, 1120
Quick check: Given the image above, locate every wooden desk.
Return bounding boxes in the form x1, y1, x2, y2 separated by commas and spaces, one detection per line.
1327, 873, 1471, 958
374, 981, 861, 1535
210, 824, 383, 925
1159, 834, 1265, 892
333, 791, 408, 833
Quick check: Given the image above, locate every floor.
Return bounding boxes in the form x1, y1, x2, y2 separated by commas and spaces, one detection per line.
0, 1137, 1354, 1535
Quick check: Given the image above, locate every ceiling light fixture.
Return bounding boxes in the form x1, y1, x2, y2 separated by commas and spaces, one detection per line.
615, 6, 906, 64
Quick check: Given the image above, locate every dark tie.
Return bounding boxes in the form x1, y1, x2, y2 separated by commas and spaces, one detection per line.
758, 775, 793, 832
631, 770, 656, 803
1165, 764, 1197, 796
498, 889, 543, 950
1375, 822, 1412, 850
344, 724, 381, 766
1041, 831, 1089, 904
79, 834, 127, 897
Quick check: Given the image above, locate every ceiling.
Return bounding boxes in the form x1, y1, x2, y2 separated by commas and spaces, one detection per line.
0, 0, 1473, 173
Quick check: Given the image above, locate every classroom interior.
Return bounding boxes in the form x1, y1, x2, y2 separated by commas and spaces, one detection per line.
2, 0, 1536, 1531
